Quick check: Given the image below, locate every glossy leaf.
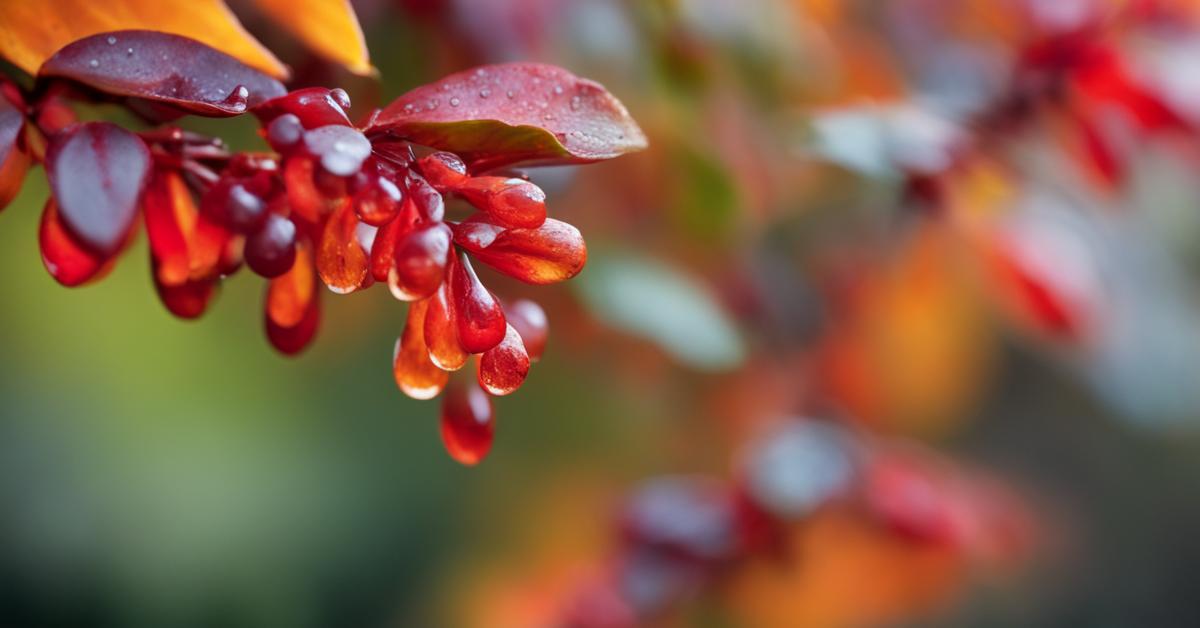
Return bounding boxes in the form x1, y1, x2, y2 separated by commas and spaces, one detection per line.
251, 0, 371, 76
440, 375, 494, 466
317, 202, 368, 293
452, 215, 586, 284
46, 122, 151, 256
394, 298, 449, 400
0, 89, 28, 212
478, 324, 530, 396
39, 198, 108, 287
368, 63, 647, 170
575, 251, 745, 371
0, 0, 287, 78
424, 279, 469, 371
40, 31, 286, 116
450, 252, 507, 354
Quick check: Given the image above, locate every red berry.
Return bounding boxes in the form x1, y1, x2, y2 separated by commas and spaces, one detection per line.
454, 176, 546, 228
266, 113, 304, 152
39, 198, 109, 287
388, 222, 452, 301
394, 298, 449, 400
353, 171, 403, 226
452, 215, 586, 284
317, 202, 369, 293
440, 374, 494, 466
201, 177, 268, 233
503, 299, 548, 361
450, 252, 507, 354
406, 173, 445, 222
264, 242, 321, 355
254, 87, 351, 129
245, 213, 297, 278
416, 151, 468, 190
478, 323, 530, 396
425, 278, 469, 371
303, 125, 371, 177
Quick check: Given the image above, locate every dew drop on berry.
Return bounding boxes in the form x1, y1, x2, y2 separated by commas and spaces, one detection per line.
504, 299, 548, 361
246, 213, 297, 278
440, 375, 494, 466
450, 252, 507, 353
266, 113, 304, 152
317, 202, 369, 293
304, 125, 371, 177
478, 323, 530, 396
388, 222, 452, 301
394, 298, 449, 400
424, 279, 469, 371
455, 176, 546, 228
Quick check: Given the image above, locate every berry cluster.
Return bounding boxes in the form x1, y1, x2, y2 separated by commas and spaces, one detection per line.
0, 31, 638, 465
551, 420, 1030, 627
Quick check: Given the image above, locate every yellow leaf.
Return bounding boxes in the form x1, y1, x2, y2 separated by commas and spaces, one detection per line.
252, 0, 372, 76
0, 0, 287, 79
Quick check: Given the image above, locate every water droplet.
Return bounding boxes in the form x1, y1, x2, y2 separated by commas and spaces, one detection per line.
479, 88, 490, 99
570, 96, 582, 111
506, 89, 515, 99
553, 85, 563, 95
441, 83, 451, 91
404, 103, 415, 113
450, 97, 460, 107
88, 59, 99, 68
126, 48, 134, 56
106, 36, 117, 45
543, 113, 554, 121
427, 98, 439, 110
475, 68, 487, 77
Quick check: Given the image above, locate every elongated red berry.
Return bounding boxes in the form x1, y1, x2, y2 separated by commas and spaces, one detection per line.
353, 171, 403, 226
267, 241, 316, 328
388, 222, 452, 301
40, 198, 108, 287
504, 299, 548, 361
284, 156, 326, 228
394, 298, 449, 399
369, 209, 408, 282
424, 278, 469, 371
478, 324, 530, 395
143, 169, 193, 287
407, 173, 445, 222
254, 87, 351, 129
440, 374, 494, 466
450, 252, 507, 353
266, 288, 320, 356
454, 176, 546, 228
201, 177, 267, 233
246, 212, 297, 278
452, 215, 586, 284
153, 263, 217, 319
317, 202, 369, 293
416, 152, 468, 190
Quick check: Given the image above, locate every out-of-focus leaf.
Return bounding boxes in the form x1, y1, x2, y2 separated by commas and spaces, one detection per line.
0, 90, 28, 211
45, 121, 151, 256
0, 0, 287, 79
251, 0, 371, 76
368, 63, 647, 170
807, 104, 966, 178
40, 31, 287, 116
575, 251, 744, 371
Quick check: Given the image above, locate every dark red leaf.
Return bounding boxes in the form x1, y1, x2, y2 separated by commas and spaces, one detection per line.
40, 30, 286, 117
0, 86, 28, 211
46, 121, 150, 255
367, 63, 647, 170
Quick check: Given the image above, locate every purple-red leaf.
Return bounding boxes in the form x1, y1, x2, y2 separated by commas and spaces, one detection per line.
40, 30, 286, 116
46, 121, 151, 256
367, 63, 647, 170
0, 87, 28, 211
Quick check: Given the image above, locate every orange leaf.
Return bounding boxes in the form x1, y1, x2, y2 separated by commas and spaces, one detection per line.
0, 0, 287, 79
251, 0, 371, 76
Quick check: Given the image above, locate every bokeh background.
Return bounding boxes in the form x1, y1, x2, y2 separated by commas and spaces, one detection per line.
5, 0, 1200, 626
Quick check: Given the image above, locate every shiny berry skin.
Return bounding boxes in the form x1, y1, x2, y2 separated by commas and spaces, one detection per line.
388, 222, 452, 301
245, 213, 297, 278
440, 374, 494, 466
253, 86, 352, 129
425, 279, 470, 371
201, 178, 268, 233
394, 298, 449, 400
504, 299, 549, 361
353, 171, 403, 226
450, 252, 507, 354
454, 176, 546, 228
266, 113, 304, 152
478, 323, 530, 396
416, 151, 468, 189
